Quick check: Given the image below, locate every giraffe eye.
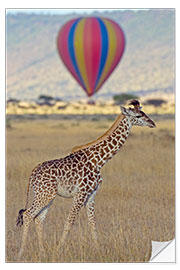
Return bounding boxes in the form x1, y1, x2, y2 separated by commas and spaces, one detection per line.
136, 116, 141, 118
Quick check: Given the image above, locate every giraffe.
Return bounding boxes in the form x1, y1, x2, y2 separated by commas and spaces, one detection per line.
16, 100, 155, 258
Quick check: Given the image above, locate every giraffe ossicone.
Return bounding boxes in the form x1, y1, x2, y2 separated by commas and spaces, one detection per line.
16, 100, 155, 259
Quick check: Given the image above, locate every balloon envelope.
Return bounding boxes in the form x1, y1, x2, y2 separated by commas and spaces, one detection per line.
57, 17, 125, 97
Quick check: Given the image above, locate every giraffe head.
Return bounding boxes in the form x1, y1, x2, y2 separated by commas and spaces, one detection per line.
120, 100, 156, 128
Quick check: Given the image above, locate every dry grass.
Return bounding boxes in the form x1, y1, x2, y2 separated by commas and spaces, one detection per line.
6, 116, 175, 262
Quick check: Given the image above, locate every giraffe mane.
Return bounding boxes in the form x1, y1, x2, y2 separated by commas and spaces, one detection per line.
71, 114, 125, 153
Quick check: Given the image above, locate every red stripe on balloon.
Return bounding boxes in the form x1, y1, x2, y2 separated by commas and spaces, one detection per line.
57, 19, 84, 88
84, 18, 101, 96
96, 18, 125, 91
109, 18, 125, 71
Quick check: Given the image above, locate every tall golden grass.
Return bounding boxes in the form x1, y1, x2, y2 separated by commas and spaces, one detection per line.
6, 116, 175, 262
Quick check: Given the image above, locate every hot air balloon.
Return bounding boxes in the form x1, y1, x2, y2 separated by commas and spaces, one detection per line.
57, 17, 125, 97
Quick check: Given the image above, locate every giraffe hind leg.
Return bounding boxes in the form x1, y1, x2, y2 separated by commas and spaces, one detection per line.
18, 192, 56, 260
17, 210, 32, 259
34, 200, 54, 257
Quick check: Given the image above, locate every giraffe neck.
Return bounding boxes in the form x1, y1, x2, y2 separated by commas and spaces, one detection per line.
85, 116, 132, 168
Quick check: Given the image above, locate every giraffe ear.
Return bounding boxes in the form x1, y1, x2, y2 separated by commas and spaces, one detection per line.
120, 106, 128, 115
120, 106, 134, 116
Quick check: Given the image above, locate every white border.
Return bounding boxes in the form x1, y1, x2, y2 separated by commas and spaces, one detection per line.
1, 1, 179, 269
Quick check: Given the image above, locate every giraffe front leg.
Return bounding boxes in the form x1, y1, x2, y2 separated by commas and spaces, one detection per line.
86, 190, 98, 246
57, 192, 87, 253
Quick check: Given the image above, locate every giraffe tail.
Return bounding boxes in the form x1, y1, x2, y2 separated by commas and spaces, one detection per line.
16, 209, 26, 227
16, 173, 33, 227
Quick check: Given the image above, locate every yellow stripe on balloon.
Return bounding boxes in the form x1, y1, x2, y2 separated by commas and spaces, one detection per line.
74, 18, 90, 93
96, 19, 117, 89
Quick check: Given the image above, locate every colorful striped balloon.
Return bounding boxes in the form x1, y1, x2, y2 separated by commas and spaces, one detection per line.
57, 17, 125, 97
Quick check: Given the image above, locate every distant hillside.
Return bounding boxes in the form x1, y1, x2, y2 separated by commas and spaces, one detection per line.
6, 9, 175, 101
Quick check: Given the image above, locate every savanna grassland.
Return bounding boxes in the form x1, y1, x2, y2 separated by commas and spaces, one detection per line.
6, 115, 175, 262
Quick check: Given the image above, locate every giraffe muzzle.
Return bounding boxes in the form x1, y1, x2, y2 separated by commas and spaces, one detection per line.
149, 120, 156, 128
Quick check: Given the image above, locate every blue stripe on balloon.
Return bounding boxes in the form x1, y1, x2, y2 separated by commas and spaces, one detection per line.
68, 18, 85, 89
94, 18, 109, 90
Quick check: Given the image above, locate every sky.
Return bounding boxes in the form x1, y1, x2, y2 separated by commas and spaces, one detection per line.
6, 8, 140, 15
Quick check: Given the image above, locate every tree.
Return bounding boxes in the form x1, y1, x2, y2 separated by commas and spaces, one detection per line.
113, 93, 139, 105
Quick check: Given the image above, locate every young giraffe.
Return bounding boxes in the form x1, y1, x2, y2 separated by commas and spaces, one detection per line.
16, 100, 155, 258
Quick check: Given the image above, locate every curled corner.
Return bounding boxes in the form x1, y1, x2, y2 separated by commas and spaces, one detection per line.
149, 239, 175, 262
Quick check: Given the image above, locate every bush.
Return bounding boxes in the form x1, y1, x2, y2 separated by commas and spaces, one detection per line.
7, 98, 19, 104
38, 95, 54, 101
87, 100, 96, 105
113, 93, 139, 105
145, 99, 167, 107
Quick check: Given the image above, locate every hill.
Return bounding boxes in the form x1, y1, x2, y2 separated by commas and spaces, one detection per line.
6, 9, 175, 101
